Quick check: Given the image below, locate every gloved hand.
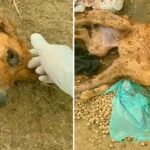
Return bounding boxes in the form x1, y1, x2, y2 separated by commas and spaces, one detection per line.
28, 33, 73, 97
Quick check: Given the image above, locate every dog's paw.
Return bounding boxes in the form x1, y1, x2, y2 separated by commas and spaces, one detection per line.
80, 90, 95, 100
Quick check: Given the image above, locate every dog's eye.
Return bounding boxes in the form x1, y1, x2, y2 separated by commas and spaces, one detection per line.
0, 22, 6, 33
7, 48, 19, 66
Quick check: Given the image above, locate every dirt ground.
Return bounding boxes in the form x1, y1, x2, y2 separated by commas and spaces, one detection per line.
0, 0, 72, 150
75, 0, 150, 150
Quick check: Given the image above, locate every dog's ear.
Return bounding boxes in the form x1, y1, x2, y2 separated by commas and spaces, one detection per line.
0, 16, 16, 37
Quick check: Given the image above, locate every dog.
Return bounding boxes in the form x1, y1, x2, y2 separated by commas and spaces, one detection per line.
0, 16, 36, 103
76, 10, 150, 99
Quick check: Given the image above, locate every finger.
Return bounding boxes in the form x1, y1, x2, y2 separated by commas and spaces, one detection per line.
27, 57, 41, 68
35, 65, 45, 75
30, 33, 49, 54
29, 49, 39, 56
39, 75, 54, 83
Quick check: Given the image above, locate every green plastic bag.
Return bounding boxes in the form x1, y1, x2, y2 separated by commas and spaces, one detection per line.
106, 80, 150, 141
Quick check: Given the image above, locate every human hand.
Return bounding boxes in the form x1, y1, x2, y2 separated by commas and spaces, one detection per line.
28, 33, 73, 97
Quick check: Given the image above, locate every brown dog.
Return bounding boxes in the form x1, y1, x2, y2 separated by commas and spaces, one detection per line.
76, 10, 150, 98
0, 16, 36, 103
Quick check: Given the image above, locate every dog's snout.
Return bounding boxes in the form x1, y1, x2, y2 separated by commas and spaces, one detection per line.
0, 90, 6, 107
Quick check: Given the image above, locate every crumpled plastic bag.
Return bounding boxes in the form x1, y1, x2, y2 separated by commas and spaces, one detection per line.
75, 44, 100, 76
105, 80, 150, 141
75, 0, 124, 13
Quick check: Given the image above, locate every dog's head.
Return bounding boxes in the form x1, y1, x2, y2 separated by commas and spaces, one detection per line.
0, 16, 35, 105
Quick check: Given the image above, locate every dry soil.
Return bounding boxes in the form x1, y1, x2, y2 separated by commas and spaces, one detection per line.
0, 0, 72, 150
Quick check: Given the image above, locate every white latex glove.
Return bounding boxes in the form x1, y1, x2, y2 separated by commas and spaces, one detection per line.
28, 33, 73, 97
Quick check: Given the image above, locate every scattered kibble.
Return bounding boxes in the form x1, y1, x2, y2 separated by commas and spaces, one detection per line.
75, 93, 114, 135
111, 139, 115, 142
95, 130, 98, 134
125, 137, 133, 142
77, 80, 81, 83
140, 142, 147, 146
98, 140, 101, 144
89, 138, 92, 142
109, 143, 114, 148
87, 122, 90, 126
91, 139, 94, 143
76, 92, 144, 146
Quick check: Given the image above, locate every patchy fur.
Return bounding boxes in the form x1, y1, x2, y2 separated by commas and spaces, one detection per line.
0, 16, 35, 90
76, 10, 150, 97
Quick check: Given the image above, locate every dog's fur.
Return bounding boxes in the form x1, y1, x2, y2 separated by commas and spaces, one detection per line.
76, 10, 150, 98
0, 16, 35, 90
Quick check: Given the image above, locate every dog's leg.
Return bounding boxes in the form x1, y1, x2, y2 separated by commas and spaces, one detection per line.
76, 10, 132, 31
75, 27, 90, 44
77, 84, 109, 100
76, 58, 125, 93
76, 56, 150, 94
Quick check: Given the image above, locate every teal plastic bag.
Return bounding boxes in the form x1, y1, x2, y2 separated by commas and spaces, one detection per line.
106, 80, 150, 141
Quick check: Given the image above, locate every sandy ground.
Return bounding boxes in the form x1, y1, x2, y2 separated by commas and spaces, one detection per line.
0, 1, 72, 150
75, 0, 150, 150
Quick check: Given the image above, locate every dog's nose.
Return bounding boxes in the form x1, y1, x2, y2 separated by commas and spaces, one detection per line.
0, 90, 6, 107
